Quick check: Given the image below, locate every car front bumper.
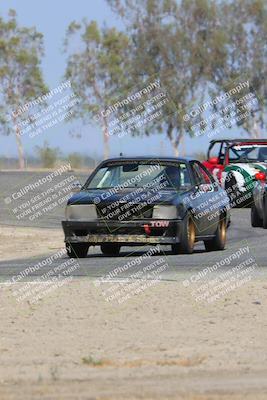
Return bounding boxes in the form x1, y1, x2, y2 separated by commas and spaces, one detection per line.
62, 219, 182, 245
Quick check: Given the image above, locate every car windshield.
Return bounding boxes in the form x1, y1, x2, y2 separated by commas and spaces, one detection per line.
84, 162, 192, 191
229, 145, 267, 163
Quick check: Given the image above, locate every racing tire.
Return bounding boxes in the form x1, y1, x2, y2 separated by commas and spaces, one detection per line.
101, 243, 121, 256
251, 202, 263, 228
66, 242, 89, 258
172, 214, 195, 255
204, 218, 226, 252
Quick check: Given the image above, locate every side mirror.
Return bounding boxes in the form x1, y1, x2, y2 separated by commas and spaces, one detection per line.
208, 157, 219, 165
255, 172, 266, 182
72, 182, 82, 192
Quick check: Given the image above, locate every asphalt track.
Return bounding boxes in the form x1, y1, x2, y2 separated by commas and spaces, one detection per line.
0, 171, 266, 282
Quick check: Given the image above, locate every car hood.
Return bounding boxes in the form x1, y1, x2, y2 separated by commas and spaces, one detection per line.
67, 189, 186, 206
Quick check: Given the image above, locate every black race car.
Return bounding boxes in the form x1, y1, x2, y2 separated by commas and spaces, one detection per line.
62, 157, 230, 257
251, 171, 267, 228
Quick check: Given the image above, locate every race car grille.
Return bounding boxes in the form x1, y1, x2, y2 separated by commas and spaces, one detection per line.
95, 202, 153, 221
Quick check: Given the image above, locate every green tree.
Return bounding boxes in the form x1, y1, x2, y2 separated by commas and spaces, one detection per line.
0, 9, 47, 169
107, 0, 223, 155
68, 152, 83, 169
108, 0, 267, 147
64, 20, 131, 159
208, 0, 267, 138
36, 141, 60, 168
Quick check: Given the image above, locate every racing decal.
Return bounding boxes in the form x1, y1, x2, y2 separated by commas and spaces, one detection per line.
221, 171, 228, 188
231, 170, 246, 192
150, 221, 170, 227
225, 163, 267, 192
143, 220, 170, 235
249, 163, 267, 173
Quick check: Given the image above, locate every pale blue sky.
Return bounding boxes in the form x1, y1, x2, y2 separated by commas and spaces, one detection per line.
0, 0, 246, 159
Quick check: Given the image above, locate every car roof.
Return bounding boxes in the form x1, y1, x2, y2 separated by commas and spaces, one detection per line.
100, 156, 195, 163
210, 138, 267, 144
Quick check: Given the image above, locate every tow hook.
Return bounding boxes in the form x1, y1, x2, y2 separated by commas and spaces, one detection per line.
143, 224, 151, 235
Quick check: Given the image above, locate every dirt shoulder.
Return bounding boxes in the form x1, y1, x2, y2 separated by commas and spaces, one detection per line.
0, 225, 64, 261
1, 279, 267, 399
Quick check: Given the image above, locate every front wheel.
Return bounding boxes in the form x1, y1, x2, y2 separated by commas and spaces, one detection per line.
204, 218, 226, 252
101, 243, 121, 256
66, 243, 89, 258
172, 214, 195, 254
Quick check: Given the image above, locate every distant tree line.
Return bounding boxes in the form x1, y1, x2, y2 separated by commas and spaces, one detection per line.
0, 141, 99, 170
